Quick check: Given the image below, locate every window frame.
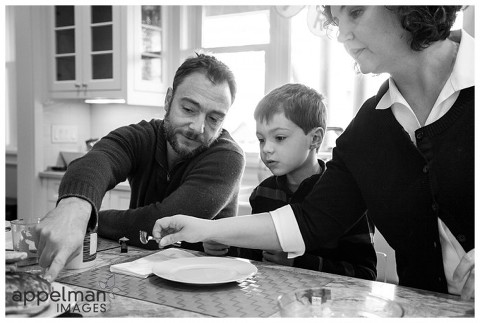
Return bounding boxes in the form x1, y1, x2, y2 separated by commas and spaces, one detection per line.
179, 6, 292, 155
180, 6, 292, 96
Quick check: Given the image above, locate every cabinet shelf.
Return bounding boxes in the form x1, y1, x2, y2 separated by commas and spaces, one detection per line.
141, 24, 162, 31
141, 52, 162, 58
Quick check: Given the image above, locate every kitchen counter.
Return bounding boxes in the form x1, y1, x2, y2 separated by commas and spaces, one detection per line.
14, 236, 474, 318
39, 170, 130, 191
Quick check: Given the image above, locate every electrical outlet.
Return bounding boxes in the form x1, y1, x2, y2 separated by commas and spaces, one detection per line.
51, 125, 78, 143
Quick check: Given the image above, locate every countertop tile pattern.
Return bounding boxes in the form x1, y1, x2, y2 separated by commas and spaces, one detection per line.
38, 240, 475, 318
57, 255, 333, 317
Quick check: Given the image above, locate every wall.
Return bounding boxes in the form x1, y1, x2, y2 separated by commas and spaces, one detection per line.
42, 100, 91, 168
5, 157, 17, 199
40, 102, 167, 169
5, 7, 17, 201
15, 6, 50, 220
89, 104, 165, 140
463, 5, 475, 37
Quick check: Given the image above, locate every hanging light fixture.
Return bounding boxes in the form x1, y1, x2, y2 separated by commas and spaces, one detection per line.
274, 5, 330, 39
306, 6, 330, 38
274, 5, 305, 18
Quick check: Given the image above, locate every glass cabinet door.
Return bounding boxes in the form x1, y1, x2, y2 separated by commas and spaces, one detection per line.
49, 6, 166, 102
90, 6, 113, 80
51, 5, 120, 93
140, 6, 162, 83
54, 5, 76, 82
82, 5, 121, 91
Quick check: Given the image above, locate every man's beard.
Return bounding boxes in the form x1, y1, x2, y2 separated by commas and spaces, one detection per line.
164, 115, 218, 160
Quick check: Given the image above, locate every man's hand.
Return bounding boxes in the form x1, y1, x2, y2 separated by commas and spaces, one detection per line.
262, 250, 294, 266
33, 197, 92, 282
453, 249, 475, 300
203, 241, 229, 256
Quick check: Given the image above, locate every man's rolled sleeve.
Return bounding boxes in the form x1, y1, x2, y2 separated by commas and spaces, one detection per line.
270, 205, 305, 258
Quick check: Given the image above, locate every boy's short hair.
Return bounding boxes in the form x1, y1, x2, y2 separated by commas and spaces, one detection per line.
254, 83, 327, 134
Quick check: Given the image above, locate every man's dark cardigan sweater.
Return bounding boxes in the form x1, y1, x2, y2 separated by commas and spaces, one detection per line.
292, 83, 474, 293
58, 119, 245, 250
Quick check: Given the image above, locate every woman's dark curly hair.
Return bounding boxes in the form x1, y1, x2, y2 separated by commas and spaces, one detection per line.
321, 6, 463, 51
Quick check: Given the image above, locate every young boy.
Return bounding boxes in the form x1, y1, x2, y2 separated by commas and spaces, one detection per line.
238, 83, 377, 280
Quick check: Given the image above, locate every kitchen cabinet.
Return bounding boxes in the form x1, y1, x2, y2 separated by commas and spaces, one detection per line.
46, 178, 61, 213
108, 189, 131, 210
47, 5, 169, 106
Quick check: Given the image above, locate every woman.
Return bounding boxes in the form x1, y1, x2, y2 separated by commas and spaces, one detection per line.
153, 6, 474, 299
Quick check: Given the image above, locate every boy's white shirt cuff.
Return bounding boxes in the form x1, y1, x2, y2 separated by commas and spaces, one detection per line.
269, 205, 305, 258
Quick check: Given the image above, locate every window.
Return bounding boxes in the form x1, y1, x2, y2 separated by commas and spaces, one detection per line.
202, 7, 270, 47
290, 8, 389, 132
184, 6, 289, 153
188, 5, 379, 154
182, 6, 466, 154
214, 51, 266, 152
6, 6, 17, 150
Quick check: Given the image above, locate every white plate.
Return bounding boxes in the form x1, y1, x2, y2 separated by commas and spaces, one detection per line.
152, 257, 258, 285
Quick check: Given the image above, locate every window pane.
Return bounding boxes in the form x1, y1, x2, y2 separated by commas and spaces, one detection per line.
290, 9, 355, 132
327, 42, 355, 128
92, 54, 113, 79
55, 6, 74, 27
142, 6, 161, 27
56, 56, 76, 81
91, 25, 112, 51
56, 29, 75, 54
215, 51, 266, 153
91, 6, 112, 24
141, 56, 162, 82
142, 27, 162, 54
290, 9, 323, 91
452, 10, 463, 30
202, 8, 270, 47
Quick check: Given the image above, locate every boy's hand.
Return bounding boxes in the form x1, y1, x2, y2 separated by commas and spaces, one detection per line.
262, 250, 294, 267
453, 248, 475, 300
203, 241, 229, 256
153, 215, 209, 247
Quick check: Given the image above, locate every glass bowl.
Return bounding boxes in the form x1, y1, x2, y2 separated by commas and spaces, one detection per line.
277, 288, 404, 318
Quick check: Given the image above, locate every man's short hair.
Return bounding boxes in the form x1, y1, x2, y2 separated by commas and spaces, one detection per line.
172, 52, 237, 103
254, 83, 327, 134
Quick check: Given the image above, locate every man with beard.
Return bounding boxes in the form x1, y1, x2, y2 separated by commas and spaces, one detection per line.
33, 53, 245, 282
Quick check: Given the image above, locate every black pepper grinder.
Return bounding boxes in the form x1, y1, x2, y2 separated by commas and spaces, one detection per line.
119, 237, 129, 253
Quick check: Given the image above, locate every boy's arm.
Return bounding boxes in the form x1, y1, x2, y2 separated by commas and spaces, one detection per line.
154, 213, 282, 251
237, 186, 264, 261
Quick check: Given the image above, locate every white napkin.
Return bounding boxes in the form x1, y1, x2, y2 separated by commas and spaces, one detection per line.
110, 248, 197, 278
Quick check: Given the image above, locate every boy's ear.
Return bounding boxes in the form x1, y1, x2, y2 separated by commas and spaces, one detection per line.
309, 127, 325, 150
